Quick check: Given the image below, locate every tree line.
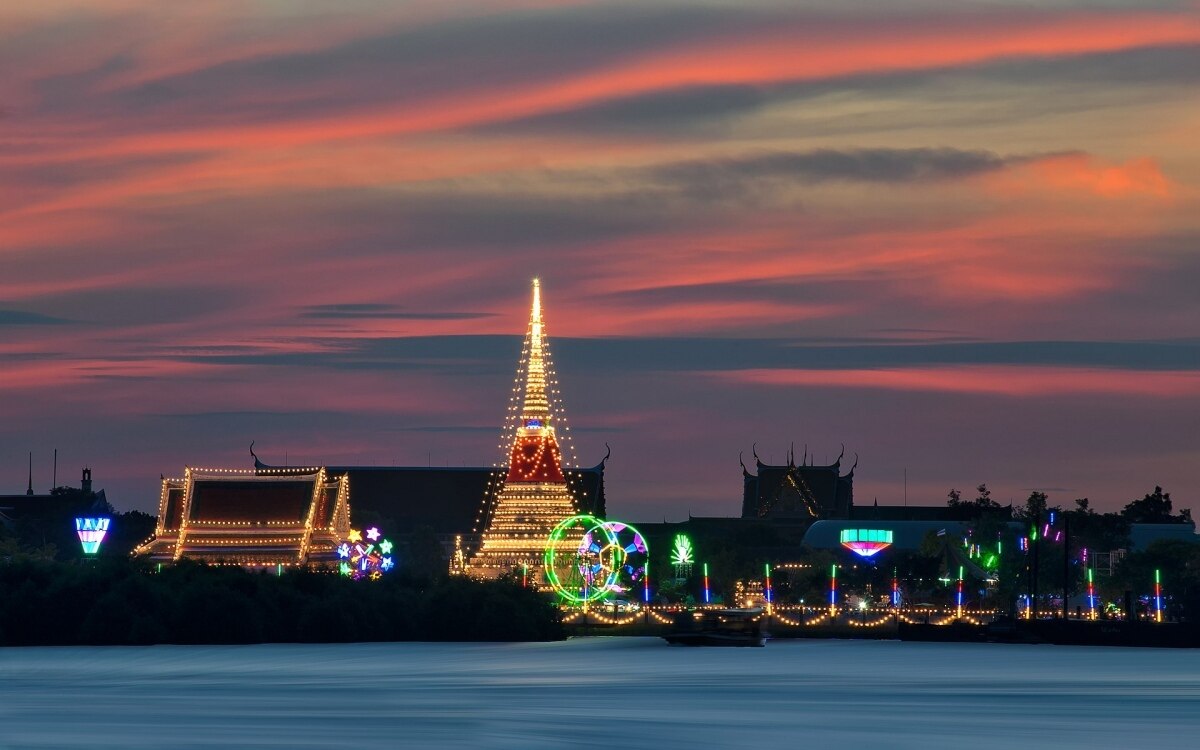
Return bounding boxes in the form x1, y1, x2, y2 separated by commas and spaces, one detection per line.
0, 555, 564, 646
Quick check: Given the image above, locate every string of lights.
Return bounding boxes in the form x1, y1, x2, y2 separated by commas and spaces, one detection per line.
467, 279, 581, 582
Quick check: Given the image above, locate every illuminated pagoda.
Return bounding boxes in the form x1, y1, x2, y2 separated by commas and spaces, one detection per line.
466, 279, 581, 580
135, 467, 350, 568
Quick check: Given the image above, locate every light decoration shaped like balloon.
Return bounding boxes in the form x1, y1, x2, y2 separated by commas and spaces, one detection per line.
75, 517, 110, 555
839, 528, 894, 558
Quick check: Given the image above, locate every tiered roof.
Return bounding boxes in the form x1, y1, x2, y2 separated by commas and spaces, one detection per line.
741, 444, 855, 520
136, 467, 349, 567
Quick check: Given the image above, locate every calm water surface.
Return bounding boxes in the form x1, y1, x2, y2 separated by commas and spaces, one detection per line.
3, 637, 1199, 749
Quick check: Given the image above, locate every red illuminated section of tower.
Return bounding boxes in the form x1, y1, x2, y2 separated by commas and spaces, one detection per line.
506, 279, 565, 484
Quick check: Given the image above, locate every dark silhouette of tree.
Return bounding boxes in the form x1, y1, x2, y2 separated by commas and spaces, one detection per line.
1122, 486, 1191, 524
973, 483, 1001, 510
946, 488, 963, 508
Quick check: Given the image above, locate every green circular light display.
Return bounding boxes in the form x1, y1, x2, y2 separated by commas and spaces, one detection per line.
544, 514, 620, 604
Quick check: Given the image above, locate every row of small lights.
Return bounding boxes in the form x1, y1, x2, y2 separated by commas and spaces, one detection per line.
139, 468, 351, 565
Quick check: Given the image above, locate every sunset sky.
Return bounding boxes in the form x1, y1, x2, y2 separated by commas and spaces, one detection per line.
3, 1, 1199, 519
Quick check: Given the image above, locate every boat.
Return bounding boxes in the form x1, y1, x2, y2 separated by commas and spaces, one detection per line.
662, 608, 769, 647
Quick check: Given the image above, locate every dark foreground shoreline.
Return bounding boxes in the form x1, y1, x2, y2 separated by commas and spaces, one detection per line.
0, 558, 564, 646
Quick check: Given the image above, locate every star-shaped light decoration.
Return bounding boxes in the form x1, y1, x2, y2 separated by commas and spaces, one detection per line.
339, 526, 395, 580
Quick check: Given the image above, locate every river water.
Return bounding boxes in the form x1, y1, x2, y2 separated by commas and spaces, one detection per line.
2, 637, 1198, 749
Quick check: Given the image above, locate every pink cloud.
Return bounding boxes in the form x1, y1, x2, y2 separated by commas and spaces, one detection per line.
720, 366, 1200, 398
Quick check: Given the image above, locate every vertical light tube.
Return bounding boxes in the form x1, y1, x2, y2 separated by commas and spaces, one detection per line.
703, 562, 710, 604
956, 565, 964, 619
892, 567, 899, 608
1155, 569, 1163, 623
1087, 567, 1096, 621
829, 564, 837, 617
522, 562, 528, 588
643, 558, 650, 604
764, 563, 772, 614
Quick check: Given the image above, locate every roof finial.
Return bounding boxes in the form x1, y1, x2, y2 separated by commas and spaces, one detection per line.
752, 442, 761, 466
803, 444, 808, 466
740, 451, 751, 476
519, 278, 551, 422
789, 442, 795, 466
601, 443, 611, 465
27, 452, 33, 496
836, 443, 845, 466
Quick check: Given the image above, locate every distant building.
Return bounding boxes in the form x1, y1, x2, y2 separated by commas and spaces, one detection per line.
135, 467, 349, 568
250, 454, 606, 540
741, 446, 855, 520
1, 464, 107, 526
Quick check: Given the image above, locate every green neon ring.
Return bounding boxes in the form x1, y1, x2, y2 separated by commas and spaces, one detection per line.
544, 514, 620, 604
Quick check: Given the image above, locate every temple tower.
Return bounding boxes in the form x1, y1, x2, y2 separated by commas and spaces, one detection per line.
467, 279, 579, 580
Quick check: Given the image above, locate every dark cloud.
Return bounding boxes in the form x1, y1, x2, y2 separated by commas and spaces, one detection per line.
164, 334, 1200, 375
0, 309, 70, 325
300, 304, 494, 321
478, 45, 1200, 138
87, 5, 769, 126
480, 84, 774, 135
645, 148, 1020, 187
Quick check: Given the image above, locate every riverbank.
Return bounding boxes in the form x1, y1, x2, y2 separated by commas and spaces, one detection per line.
0, 558, 564, 645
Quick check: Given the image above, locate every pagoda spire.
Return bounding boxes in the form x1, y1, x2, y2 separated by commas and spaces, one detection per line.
507, 278, 563, 484
468, 278, 578, 581
520, 278, 551, 421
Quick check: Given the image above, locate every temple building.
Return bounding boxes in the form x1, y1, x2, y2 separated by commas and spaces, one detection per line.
466, 279, 582, 579
741, 445, 855, 520
135, 467, 349, 567
248, 453, 606, 541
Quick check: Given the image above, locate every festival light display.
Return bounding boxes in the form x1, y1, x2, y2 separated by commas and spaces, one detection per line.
703, 563, 711, 604
468, 279, 581, 580
764, 563, 773, 614
892, 567, 900, 608
75, 517, 110, 555
956, 565, 964, 619
839, 528, 893, 558
1154, 569, 1163, 623
544, 515, 650, 605
829, 564, 838, 616
671, 534, 694, 578
337, 527, 394, 580
545, 514, 618, 604
1087, 567, 1097, 621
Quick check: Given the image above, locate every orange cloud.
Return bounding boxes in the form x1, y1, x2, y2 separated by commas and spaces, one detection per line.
989, 154, 1173, 200
10, 11, 1200, 165
720, 366, 1200, 398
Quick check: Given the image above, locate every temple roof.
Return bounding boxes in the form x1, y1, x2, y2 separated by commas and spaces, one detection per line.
251, 455, 607, 535
188, 477, 315, 523
741, 443, 855, 521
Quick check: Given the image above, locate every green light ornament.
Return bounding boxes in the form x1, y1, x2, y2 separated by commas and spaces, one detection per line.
544, 514, 621, 604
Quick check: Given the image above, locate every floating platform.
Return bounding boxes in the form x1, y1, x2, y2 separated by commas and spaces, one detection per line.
662, 608, 769, 647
